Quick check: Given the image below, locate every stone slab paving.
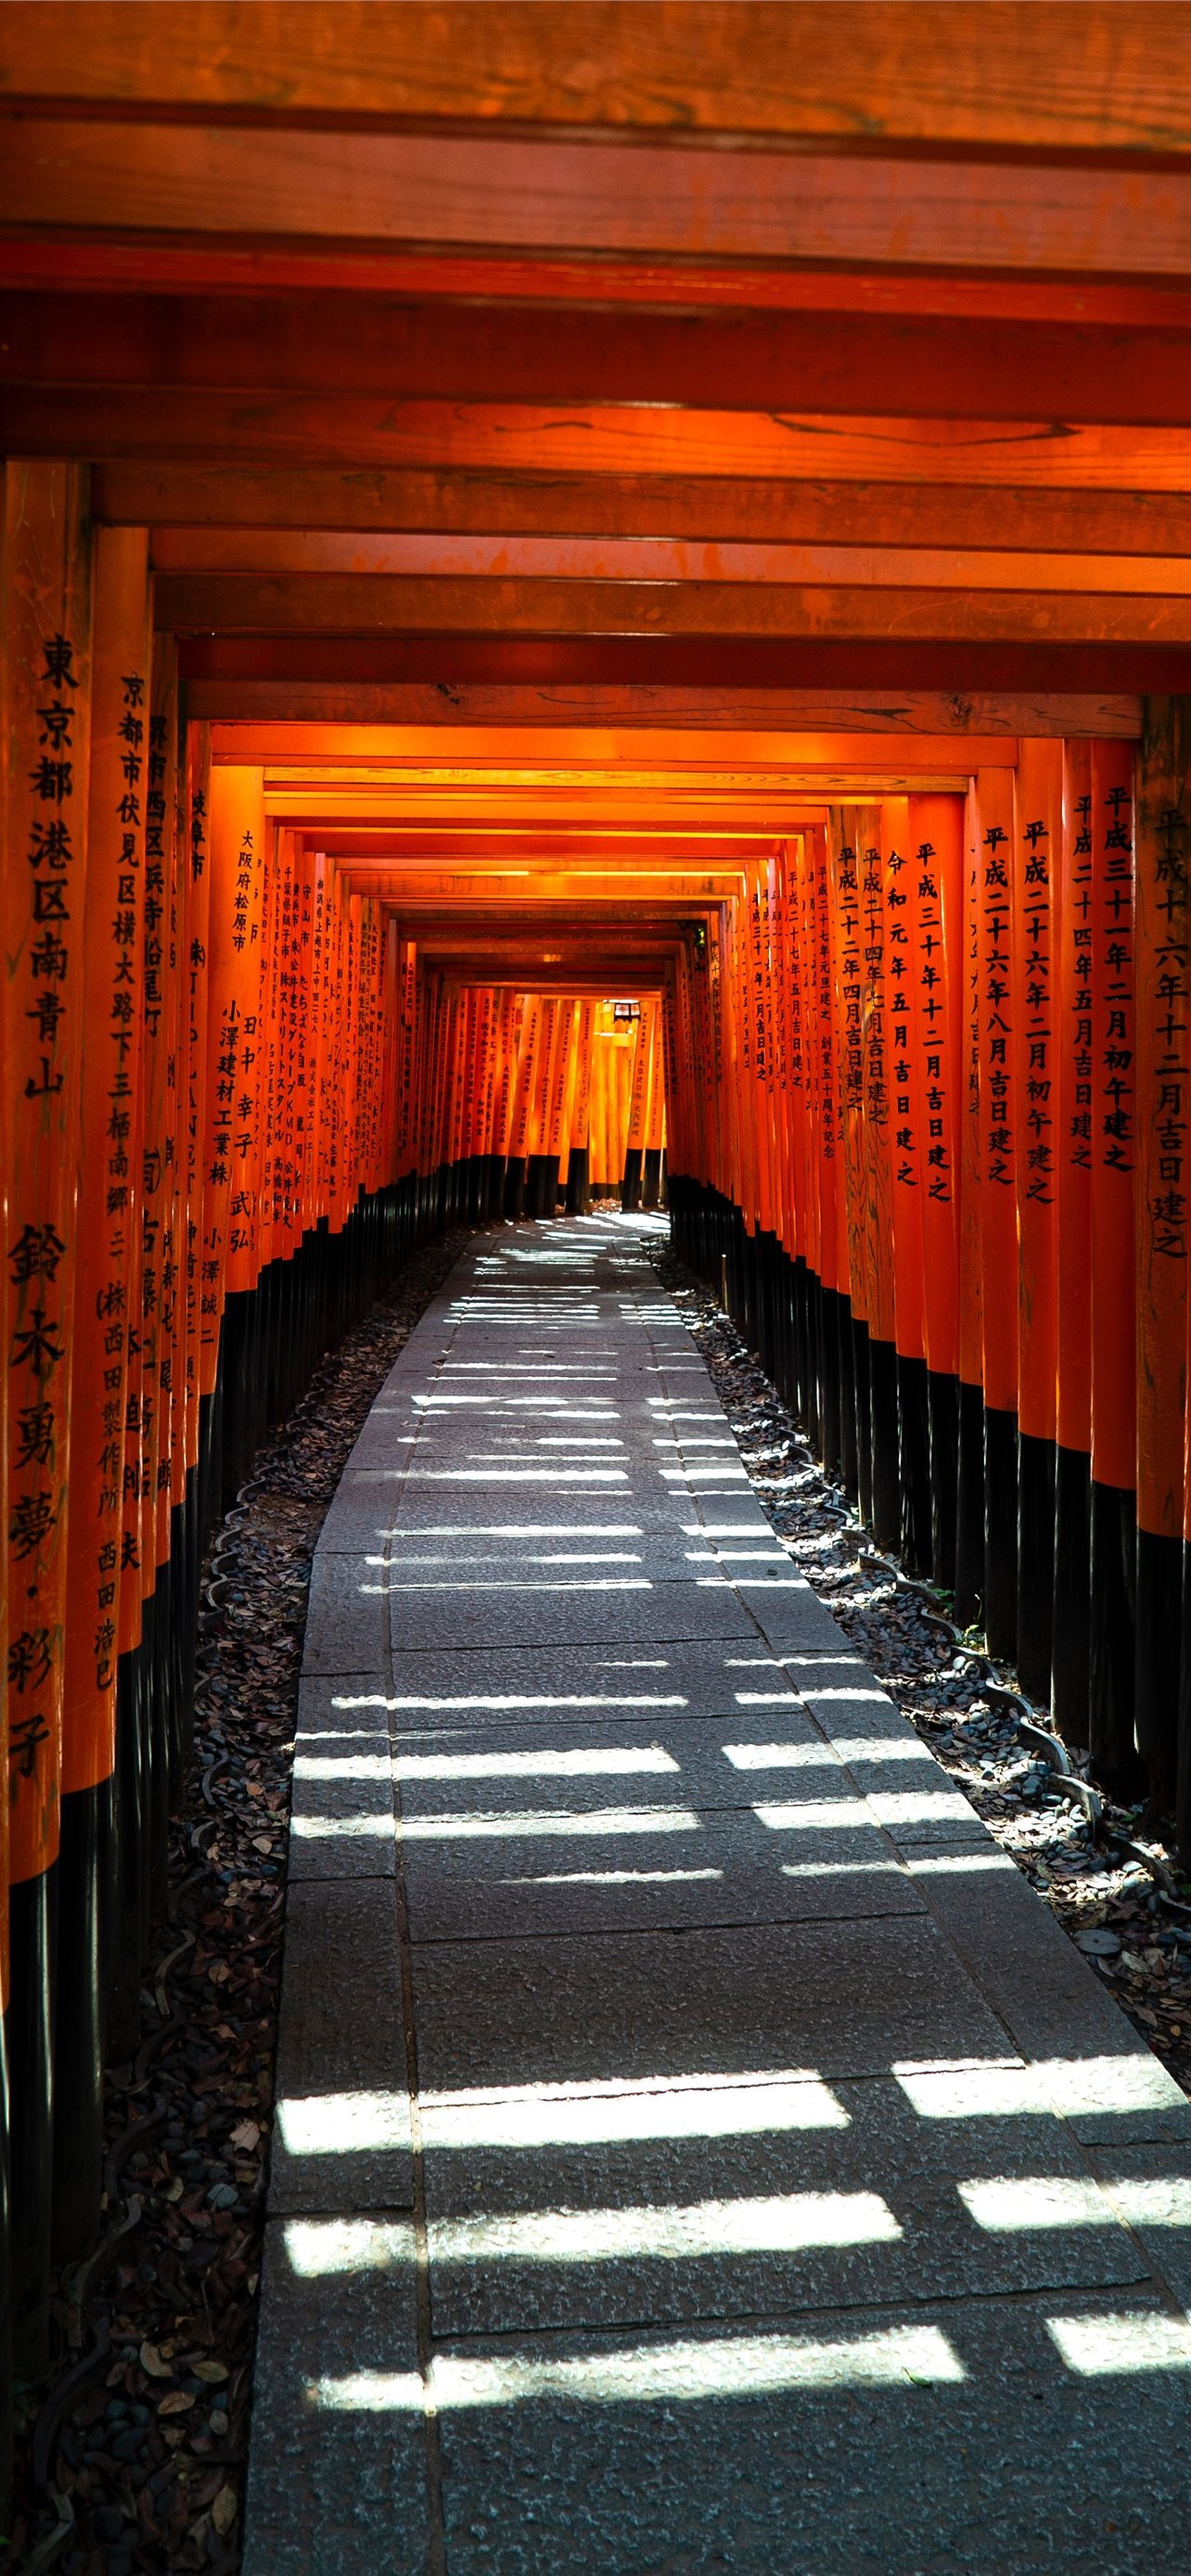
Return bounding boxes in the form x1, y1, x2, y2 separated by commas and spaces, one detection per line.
244, 1218, 1191, 2576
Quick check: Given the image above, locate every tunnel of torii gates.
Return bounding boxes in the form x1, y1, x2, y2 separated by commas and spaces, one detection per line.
7, 0, 1191, 2483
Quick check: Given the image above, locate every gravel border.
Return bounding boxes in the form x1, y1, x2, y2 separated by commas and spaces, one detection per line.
647, 1240, 1191, 2108
12, 1227, 474, 2576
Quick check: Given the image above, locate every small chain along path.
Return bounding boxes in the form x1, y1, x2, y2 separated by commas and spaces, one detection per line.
243, 1218, 1191, 2576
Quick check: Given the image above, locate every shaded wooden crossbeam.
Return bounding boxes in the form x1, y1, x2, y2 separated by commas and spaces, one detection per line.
1, 1, 1183, 158
8, 291, 1191, 426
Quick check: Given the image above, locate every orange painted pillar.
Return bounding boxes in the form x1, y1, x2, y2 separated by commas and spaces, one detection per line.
659, 973, 682, 1216
908, 793, 964, 1587
1013, 740, 1063, 1702
1088, 740, 1141, 1786
138, 651, 172, 1648
58, 527, 149, 2256
1052, 743, 1095, 1740
529, 998, 560, 1215
642, 990, 665, 1210
811, 823, 843, 1475
204, 766, 266, 1502
780, 845, 811, 1423
507, 995, 539, 1215
623, 998, 652, 1210
767, 861, 790, 1289
954, 785, 987, 1626
183, 722, 212, 1526
831, 812, 867, 1511
883, 796, 930, 1567
547, 999, 577, 1199
556, 999, 582, 1201
860, 814, 898, 1548
1133, 708, 1189, 1822
974, 767, 1020, 1659
2, 460, 92, 2369
567, 999, 596, 1214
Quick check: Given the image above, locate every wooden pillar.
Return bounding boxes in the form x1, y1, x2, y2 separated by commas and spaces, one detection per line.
907, 794, 964, 1590
974, 768, 1020, 1663
1013, 741, 1063, 1704
56, 524, 149, 2260
2, 459, 92, 2372
1089, 740, 1143, 1794
1133, 704, 1191, 1834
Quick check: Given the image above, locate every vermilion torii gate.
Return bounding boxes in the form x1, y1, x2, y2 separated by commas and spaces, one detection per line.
4, 0, 1191, 2513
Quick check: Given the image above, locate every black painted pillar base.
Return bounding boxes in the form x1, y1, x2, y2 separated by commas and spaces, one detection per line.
503, 1157, 527, 1218
51, 1778, 107, 2264
803, 1265, 823, 1455
642, 1147, 662, 1209
897, 1353, 932, 1576
1017, 1430, 1057, 1705
789, 1256, 809, 1428
852, 1317, 873, 1528
1135, 1525, 1183, 1815
820, 1284, 844, 1477
0, 2004, 10, 2536
1089, 1481, 1144, 1799
927, 1368, 960, 1593
1052, 1443, 1092, 1746
869, 1337, 901, 1553
953, 1381, 985, 1630
1176, 1541, 1191, 1865
983, 1405, 1019, 1663
838, 1295, 859, 1500
525, 1154, 554, 1218
108, 1642, 146, 2060
566, 1148, 590, 1216
219, 1285, 256, 1509
8, 1863, 57, 2377
141, 1577, 171, 1929
621, 1146, 643, 1211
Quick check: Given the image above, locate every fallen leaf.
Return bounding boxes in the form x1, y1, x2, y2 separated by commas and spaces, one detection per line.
192, 2359, 229, 2384
140, 2340, 174, 2378
159, 2390, 196, 2417
229, 2119, 260, 2151
212, 2485, 238, 2536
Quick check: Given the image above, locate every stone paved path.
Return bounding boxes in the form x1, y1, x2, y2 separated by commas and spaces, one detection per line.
244, 1218, 1191, 2576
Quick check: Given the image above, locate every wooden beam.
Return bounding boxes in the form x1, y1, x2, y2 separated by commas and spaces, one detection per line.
264, 784, 846, 825
398, 973, 672, 992
193, 682, 1143, 737
176, 634, 1188, 694
8, 291, 1191, 427
0, 5, 1185, 159
5, 121, 1191, 280
212, 723, 1019, 765
7, 243, 1191, 327
155, 570, 1191, 644
94, 465, 1191, 566
19, 391, 1191, 487
303, 830, 775, 862
147, 529, 1191, 600
318, 871, 743, 901
23, 390, 1191, 497
306, 849, 768, 881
